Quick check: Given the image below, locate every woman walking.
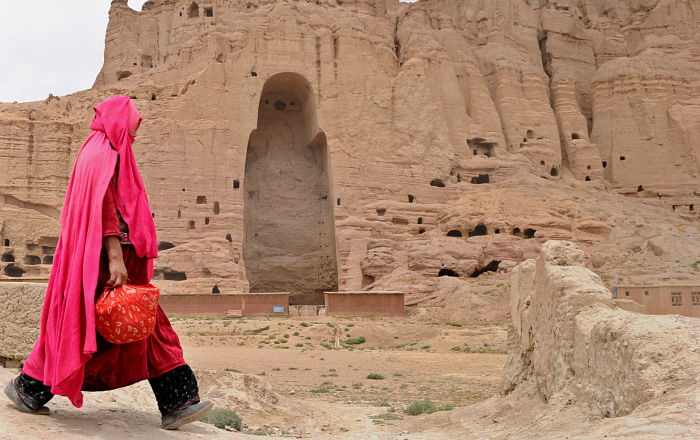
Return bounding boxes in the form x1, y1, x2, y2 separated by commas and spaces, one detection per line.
3, 95, 212, 430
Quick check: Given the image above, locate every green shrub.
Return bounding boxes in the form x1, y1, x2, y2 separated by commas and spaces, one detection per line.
300, 322, 310, 327
200, 408, 243, 430
404, 399, 454, 416
366, 373, 384, 380
344, 336, 366, 345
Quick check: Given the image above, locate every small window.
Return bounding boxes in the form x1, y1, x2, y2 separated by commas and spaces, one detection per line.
188, 220, 195, 229
204, 217, 210, 225
408, 195, 414, 203
620, 156, 626, 161
204, 6, 213, 17
625, 291, 629, 297
671, 292, 682, 306
602, 161, 607, 168
337, 198, 341, 206
3, 239, 9, 247
376, 208, 386, 216
233, 180, 240, 189
644, 291, 649, 296
691, 292, 700, 306
225, 233, 232, 242
196, 195, 207, 204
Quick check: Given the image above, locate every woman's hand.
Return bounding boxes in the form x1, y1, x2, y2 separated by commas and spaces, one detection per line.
103, 236, 128, 286
107, 257, 128, 286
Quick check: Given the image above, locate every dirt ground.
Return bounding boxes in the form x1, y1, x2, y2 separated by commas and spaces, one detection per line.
175, 315, 507, 409
0, 314, 508, 439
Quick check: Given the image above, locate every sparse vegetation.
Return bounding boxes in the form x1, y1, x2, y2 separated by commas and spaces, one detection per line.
200, 408, 243, 430
246, 325, 270, 335
344, 336, 366, 345
366, 373, 385, 380
404, 399, 454, 416
370, 412, 402, 421
310, 381, 335, 393
451, 343, 506, 354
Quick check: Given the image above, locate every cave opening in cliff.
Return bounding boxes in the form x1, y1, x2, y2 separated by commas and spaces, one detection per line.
244, 73, 338, 305
446, 229, 462, 237
24, 255, 41, 265
470, 260, 500, 278
471, 174, 490, 184
467, 138, 495, 157
4, 264, 24, 278
1, 253, 14, 262
438, 268, 460, 277
468, 223, 487, 237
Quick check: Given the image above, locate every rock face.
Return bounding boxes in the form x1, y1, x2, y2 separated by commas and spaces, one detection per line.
0, 0, 698, 301
503, 241, 700, 419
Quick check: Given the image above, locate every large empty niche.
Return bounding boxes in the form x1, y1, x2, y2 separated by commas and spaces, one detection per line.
243, 73, 338, 305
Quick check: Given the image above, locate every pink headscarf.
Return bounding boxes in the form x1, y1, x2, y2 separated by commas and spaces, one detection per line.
23, 95, 158, 407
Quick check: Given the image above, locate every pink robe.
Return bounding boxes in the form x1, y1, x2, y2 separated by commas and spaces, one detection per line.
23, 96, 183, 407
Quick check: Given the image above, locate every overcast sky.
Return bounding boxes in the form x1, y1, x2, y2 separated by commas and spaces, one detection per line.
0, 0, 415, 104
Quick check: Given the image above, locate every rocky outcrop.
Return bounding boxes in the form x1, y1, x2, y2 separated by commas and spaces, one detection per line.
503, 240, 700, 418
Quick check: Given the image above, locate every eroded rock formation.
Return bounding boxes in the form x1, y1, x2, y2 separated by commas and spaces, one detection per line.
0, 0, 698, 300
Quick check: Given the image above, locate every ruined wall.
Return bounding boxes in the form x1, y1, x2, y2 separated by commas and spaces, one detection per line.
0, 0, 698, 297
503, 241, 700, 418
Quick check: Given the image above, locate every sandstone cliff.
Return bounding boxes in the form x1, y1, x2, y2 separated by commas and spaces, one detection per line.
0, 0, 698, 301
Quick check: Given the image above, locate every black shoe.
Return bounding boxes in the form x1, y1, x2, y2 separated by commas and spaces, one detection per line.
4, 379, 50, 415
161, 400, 213, 430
